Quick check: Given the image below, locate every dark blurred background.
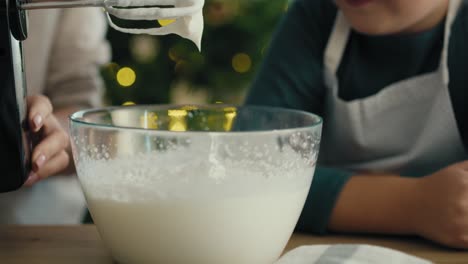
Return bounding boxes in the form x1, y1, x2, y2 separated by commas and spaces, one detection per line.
102, 0, 289, 106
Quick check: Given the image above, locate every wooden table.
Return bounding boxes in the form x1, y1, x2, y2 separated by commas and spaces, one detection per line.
0, 225, 467, 263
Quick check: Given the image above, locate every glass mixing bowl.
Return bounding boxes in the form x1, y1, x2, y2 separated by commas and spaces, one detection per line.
69, 105, 322, 264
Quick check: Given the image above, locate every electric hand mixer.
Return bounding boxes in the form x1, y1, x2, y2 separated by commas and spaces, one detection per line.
0, 0, 203, 192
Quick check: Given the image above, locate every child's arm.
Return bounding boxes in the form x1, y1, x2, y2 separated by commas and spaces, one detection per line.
246, 0, 468, 250
329, 161, 468, 249
245, 0, 350, 236
24, 95, 70, 186
245, 0, 335, 114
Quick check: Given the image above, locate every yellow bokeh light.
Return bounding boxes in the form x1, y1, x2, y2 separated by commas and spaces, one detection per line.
168, 109, 188, 132
224, 107, 237, 112
181, 105, 199, 111
223, 107, 237, 131
158, 19, 176, 26
232, 53, 252, 73
117, 67, 136, 87
168, 109, 188, 118
122, 101, 136, 106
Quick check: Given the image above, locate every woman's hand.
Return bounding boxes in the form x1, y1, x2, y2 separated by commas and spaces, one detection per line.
24, 95, 70, 186
414, 161, 468, 249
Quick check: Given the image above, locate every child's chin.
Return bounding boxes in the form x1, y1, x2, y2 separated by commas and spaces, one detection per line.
350, 22, 402, 36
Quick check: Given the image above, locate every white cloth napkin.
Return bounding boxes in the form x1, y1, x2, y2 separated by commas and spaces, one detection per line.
277, 245, 432, 264
104, 0, 204, 50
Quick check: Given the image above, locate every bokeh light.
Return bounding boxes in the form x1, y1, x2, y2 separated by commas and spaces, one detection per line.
181, 105, 199, 111
122, 101, 136, 106
130, 36, 159, 64
223, 107, 237, 131
168, 109, 188, 131
158, 19, 176, 26
116, 67, 136, 87
101, 0, 289, 106
232, 53, 252, 73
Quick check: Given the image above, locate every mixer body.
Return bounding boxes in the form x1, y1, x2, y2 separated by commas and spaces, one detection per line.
0, 0, 30, 192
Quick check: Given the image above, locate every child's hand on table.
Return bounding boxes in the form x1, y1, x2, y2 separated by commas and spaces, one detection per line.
415, 161, 468, 249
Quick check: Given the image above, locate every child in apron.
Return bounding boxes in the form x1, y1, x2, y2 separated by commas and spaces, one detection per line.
246, 0, 468, 248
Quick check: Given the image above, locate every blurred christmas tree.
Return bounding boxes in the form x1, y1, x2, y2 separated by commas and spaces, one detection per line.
101, 0, 288, 106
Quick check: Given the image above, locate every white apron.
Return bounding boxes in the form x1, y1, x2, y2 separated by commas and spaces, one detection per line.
319, 0, 466, 176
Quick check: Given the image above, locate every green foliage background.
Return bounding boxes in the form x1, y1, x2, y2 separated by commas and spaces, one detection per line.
102, 0, 288, 105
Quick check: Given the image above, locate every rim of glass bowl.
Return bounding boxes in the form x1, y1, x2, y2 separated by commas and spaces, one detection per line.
69, 104, 323, 136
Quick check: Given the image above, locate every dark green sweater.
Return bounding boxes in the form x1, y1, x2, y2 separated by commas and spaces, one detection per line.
245, 0, 468, 234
